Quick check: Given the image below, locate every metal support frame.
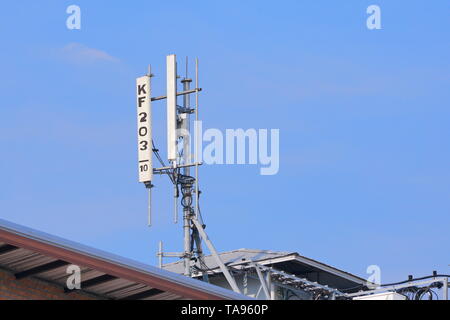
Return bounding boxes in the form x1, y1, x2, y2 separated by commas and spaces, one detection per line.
153, 162, 202, 174
443, 278, 448, 300
151, 88, 202, 102
158, 240, 163, 268
253, 262, 270, 299
267, 270, 275, 300
191, 218, 241, 294
157, 241, 183, 269
233, 263, 345, 299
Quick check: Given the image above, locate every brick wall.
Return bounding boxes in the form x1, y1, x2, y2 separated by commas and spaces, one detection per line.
0, 268, 99, 300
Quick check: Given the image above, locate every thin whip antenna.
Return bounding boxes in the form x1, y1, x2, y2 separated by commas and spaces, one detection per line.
147, 64, 152, 228
195, 58, 200, 221
147, 187, 152, 227
174, 183, 178, 224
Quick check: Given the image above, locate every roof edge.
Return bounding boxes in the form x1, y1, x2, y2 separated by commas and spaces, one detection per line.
0, 218, 250, 300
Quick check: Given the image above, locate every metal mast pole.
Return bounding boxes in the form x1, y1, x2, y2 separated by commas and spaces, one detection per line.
444, 277, 448, 300
181, 59, 192, 277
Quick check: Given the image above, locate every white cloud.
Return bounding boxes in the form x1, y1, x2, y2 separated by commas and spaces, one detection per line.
59, 42, 119, 64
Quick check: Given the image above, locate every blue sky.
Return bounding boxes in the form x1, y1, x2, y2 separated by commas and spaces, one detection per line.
0, 1, 449, 284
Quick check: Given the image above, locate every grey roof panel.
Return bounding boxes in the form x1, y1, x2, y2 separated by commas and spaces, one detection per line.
164, 248, 294, 274
163, 248, 366, 288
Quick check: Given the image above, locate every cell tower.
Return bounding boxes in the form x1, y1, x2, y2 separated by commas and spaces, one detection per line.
135, 55, 240, 293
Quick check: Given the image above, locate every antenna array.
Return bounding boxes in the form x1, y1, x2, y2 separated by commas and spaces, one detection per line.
135, 55, 241, 293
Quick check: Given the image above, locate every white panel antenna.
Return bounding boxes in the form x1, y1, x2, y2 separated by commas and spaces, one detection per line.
136, 71, 153, 226
136, 75, 153, 184
166, 54, 178, 163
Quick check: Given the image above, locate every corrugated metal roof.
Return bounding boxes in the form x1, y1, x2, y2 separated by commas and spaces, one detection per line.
163, 248, 366, 290
164, 248, 294, 274
0, 219, 250, 300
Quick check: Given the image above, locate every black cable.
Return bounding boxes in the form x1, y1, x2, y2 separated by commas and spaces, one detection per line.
380, 274, 450, 287
339, 284, 366, 292
152, 139, 175, 184
285, 289, 302, 300
151, 140, 165, 167
193, 258, 220, 275
415, 286, 433, 300
341, 274, 450, 292
430, 288, 439, 300
152, 139, 210, 276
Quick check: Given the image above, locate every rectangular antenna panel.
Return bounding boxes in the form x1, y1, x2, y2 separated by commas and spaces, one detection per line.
136, 75, 153, 183
166, 54, 177, 162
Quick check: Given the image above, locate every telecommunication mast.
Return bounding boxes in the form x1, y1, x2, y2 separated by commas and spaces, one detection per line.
135, 55, 240, 293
